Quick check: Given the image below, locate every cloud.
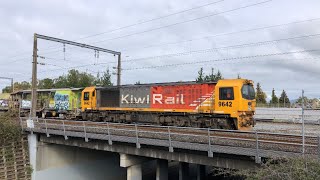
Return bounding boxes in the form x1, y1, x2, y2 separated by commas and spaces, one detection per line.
0, 0, 319, 99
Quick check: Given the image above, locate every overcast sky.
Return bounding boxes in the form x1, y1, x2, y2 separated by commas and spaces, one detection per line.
0, 0, 319, 99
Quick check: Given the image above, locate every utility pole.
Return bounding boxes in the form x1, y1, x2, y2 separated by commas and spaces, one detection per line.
30, 33, 120, 119
117, 53, 121, 86
0, 77, 14, 93
31, 34, 38, 118
302, 90, 305, 156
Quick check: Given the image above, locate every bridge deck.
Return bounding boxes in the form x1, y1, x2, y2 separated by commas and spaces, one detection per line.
21, 118, 320, 165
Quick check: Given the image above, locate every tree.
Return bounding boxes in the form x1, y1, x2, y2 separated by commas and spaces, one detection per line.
270, 88, 278, 106
2, 69, 113, 91
100, 69, 112, 86
196, 67, 223, 82
2, 81, 31, 93
135, 81, 141, 85
38, 78, 54, 89
54, 75, 68, 88
255, 83, 267, 104
219, 157, 320, 179
196, 67, 205, 82
279, 90, 290, 107
2, 86, 12, 93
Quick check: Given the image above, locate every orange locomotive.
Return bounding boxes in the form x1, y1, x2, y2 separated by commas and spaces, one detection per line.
81, 79, 256, 130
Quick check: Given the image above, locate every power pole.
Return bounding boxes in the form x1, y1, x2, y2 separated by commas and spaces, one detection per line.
30, 33, 120, 119
0, 77, 14, 93
31, 34, 38, 118
11, 79, 14, 93
117, 53, 121, 86
302, 90, 305, 156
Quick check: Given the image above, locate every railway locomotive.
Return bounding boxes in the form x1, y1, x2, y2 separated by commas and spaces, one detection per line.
81, 79, 256, 130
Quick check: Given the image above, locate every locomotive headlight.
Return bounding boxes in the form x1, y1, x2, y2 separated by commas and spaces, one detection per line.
248, 102, 252, 111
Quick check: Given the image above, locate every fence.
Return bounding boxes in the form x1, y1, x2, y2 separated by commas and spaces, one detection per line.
21, 118, 320, 163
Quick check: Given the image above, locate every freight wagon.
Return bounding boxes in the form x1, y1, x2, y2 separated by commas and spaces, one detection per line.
12, 88, 82, 119
81, 79, 256, 130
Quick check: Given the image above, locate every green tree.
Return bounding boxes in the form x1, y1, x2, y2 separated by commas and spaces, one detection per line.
196, 67, 205, 82
54, 75, 68, 88
230, 157, 320, 180
255, 83, 267, 104
196, 67, 223, 82
279, 90, 290, 107
100, 69, 112, 86
270, 88, 278, 105
79, 72, 95, 87
2, 81, 31, 93
38, 78, 54, 89
2, 86, 12, 93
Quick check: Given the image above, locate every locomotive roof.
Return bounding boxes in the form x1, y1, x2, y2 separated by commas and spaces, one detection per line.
95, 81, 217, 90
11, 88, 83, 94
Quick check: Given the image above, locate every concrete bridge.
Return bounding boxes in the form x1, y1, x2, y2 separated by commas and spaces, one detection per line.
22, 118, 320, 180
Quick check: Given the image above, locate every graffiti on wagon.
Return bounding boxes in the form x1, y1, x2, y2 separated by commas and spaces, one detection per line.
54, 94, 69, 110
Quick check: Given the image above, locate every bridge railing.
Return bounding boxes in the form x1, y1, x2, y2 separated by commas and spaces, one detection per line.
20, 118, 320, 163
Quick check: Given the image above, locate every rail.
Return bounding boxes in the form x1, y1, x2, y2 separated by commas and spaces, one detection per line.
20, 118, 320, 163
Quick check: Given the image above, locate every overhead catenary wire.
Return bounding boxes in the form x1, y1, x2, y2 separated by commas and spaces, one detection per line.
121, 49, 320, 70
119, 18, 320, 52
25, 55, 320, 83
35, 32, 320, 66
1, 0, 272, 64
16, 16, 320, 60
36, 49, 320, 74
91, 0, 272, 44
0, 0, 228, 61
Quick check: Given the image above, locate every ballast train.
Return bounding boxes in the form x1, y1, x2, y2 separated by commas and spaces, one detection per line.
81, 79, 256, 130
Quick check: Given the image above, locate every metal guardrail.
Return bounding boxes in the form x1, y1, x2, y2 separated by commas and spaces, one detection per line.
20, 118, 320, 163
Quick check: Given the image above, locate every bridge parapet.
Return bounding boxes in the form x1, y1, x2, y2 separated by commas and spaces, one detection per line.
20, 117, 320, 166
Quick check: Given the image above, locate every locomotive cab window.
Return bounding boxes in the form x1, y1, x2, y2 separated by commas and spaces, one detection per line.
92, 91, 95, 97
241, 84, 255, 100
84, 92, 90, 100
219, 87, 234, 100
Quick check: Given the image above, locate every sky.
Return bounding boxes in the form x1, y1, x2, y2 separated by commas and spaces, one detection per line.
0, 0, 320, 100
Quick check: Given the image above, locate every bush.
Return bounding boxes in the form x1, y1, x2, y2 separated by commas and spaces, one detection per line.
0, 111, 21, 143
214, 157, 320, 180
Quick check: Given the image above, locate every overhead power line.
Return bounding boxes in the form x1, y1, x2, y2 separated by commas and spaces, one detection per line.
4, 31, 320, 73
78, 0, 227, 40
0, 0, 227, 61
33, 16, 320, 58
120, 18, 320, 52
36, 0, 272, 57
92, 0, 272, 44
122, 49, 320, 70
120, 33, 320, 63
37, 49, 319, 74
34, 32, 320, 73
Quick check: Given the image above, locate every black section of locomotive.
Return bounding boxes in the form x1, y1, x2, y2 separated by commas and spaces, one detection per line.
80, 110, 236, 130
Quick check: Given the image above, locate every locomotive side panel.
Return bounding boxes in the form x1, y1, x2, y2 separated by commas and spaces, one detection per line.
150, 84, 215, 110
98, 88, 120, 108
120, 86, 151, 108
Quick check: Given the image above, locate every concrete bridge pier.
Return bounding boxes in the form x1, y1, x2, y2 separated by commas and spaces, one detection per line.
179, 162, 189, 180
120, 154, 151, 180
156, 159, 168, 180
196, 165, 206, 180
